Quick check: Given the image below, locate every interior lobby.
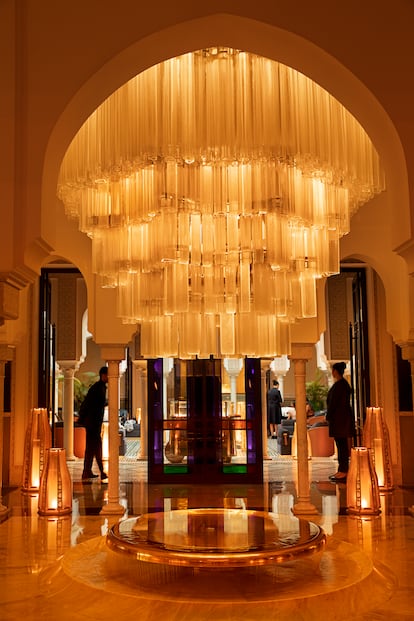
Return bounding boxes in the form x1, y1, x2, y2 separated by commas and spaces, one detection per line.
2, 1, 414, 619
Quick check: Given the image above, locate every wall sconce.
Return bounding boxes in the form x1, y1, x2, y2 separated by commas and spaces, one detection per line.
22, 408, 52, 493
363, 406, 394, 491
38, 448, 72, 516
347, 447, 381, 516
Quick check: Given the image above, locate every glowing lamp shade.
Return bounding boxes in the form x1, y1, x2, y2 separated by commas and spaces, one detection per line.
22, 408, 52, 492
57, 48, 385, 359
363, 406, 393, 491
347, 447, 380, 516
38, 448, 72, 516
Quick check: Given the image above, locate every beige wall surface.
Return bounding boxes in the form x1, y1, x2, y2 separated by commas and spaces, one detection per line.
1, 0, 414, 484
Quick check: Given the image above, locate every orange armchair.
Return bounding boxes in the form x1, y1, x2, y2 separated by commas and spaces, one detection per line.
308, 423, 335, 457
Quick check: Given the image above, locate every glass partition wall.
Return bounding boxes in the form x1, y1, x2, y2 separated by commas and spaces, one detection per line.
148, 358, 263, 484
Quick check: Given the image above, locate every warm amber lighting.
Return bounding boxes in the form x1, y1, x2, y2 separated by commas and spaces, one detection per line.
347, 447, 381, 516
107, 509, 326, 567
291, 426, 312, 460
37, 515, 73, 558
363, 406, 393, 491
58, 48, 384, 358
22, 408, 52, 493
38, 448, 72, 516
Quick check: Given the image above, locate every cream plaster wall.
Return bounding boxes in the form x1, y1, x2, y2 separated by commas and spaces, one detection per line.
1, 0, 414, 484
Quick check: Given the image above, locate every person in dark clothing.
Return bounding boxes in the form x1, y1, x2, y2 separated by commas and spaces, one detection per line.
267, 380, 283, 439
326, 361, 354, 482
79, 366, 108, 482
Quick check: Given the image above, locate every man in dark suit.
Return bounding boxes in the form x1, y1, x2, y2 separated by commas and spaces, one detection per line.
79, 366, 108, 482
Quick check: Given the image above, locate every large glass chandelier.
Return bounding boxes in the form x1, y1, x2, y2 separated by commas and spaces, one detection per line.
58, 48, 384, 358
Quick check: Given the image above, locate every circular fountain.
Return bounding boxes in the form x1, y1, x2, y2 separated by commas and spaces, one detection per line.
59, 509, 396, 620
106, 508, 326, 568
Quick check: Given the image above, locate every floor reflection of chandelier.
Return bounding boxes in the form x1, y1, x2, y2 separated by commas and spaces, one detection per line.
58, 48, 384, 358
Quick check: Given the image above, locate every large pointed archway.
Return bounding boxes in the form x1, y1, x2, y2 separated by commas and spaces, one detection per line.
40, 13, 411, 347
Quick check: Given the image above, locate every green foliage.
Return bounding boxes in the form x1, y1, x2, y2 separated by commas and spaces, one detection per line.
58, 371, 97, 411
73, 372, 97, 410
306, 371, 329, 411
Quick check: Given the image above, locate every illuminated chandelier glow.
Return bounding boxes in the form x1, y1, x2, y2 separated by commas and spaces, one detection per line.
58, 47, 384, 358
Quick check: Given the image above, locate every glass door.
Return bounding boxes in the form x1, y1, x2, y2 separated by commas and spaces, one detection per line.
147, 358, 263, 484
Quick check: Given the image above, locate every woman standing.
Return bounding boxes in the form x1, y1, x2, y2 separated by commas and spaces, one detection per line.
326, 362, 354, 481
267, 380, 283, 439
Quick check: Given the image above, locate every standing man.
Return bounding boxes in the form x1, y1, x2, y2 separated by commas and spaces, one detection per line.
267, 379, 283, 439
326, 361, 354, 482
79, 366, 108, 482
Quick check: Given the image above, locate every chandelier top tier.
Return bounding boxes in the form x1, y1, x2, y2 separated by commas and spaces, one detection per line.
58, 47, 384, 359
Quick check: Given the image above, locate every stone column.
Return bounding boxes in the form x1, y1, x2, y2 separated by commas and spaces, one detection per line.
133, 360, 148, 461
54, 272, 86, 463
0, 345, 13, 517
100, 346, 126, 516
223, 358, 243, 416
290, 344, 318, 515
163, 358, 174, 418
260, 360, 272, 460
59, 364, 78, 460
270, 355, 291, 401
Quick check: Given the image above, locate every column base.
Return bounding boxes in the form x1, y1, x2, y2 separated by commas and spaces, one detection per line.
100, 502, 125, 516
0, 502, 9, 520
292, 500, 319, 516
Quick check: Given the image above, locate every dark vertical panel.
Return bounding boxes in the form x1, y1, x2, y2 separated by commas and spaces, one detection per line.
186, 358, 221, 474
3, 361, 11, 412
51, 324, 56, 443
396, 345, 413, 411
342, 268, 370, 445
147, 358, 163, 481
38, 270, 52, 409
245, 358, 263, 479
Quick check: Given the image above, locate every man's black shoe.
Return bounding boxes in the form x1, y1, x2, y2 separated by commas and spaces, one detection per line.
82, 473, 98, 481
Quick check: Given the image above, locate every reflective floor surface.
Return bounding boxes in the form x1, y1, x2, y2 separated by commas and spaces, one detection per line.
1, 446, 414, 620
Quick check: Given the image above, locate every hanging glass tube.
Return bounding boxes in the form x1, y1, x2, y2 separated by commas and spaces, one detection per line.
57, 48, 385, 359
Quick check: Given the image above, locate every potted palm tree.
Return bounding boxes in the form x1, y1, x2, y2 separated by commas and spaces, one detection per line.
306, 371, 329, 412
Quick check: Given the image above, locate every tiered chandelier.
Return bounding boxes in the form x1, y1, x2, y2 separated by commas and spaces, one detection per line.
58, 48, 384, 358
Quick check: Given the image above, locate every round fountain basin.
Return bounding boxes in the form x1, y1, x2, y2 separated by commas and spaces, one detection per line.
106, 508, 326, 568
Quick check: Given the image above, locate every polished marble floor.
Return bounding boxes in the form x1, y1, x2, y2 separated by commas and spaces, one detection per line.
1, 441, 414, 620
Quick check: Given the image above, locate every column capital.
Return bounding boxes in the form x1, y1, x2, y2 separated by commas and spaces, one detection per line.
132, 359, 147, 373
0, 282, 19, 323
270, 354, 291, 377
399, 341, 414, 362
100, 345, 126, 362
57, 360, 80, 372
289, 343, 315, 361
260, 359, 271, 372
0, 344, 14, 361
